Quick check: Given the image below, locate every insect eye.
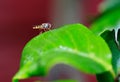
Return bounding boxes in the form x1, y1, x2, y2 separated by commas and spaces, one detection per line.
42, 23, 51, 28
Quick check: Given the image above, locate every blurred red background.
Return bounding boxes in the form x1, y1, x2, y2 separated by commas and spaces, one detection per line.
0, 0, 102, 82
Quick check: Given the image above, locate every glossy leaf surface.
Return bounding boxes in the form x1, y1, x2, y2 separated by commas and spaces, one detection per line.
91, 6, 120, 36
13, 24, 113, 82
90, 7, 120, 82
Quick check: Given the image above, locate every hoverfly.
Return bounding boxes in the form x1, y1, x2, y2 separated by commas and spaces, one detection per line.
33, 23, 52, 33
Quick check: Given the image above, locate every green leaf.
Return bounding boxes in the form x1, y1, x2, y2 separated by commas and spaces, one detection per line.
12, 24, 113, 82
101, 30, 120, 74
96, 71, 114, 82
90, 6, 120, 82
90, 7, 120, 74
99, 0, 120, 12
91, 6, 120, 36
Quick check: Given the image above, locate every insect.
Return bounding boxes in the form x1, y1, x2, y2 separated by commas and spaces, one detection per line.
33, 23, 52, 33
